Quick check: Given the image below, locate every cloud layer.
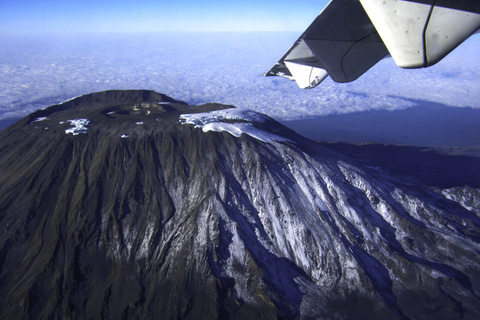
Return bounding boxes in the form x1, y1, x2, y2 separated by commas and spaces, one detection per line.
0, 32, 479, 122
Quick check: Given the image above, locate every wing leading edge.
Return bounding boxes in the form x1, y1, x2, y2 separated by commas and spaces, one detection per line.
265, 0, 480, 88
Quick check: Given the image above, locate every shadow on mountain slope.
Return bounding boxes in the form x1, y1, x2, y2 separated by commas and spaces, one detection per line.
283, 102, 480, 155
323, 142, 480, 189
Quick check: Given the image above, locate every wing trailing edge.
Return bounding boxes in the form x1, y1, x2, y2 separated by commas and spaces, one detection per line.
265, 0, 480, 88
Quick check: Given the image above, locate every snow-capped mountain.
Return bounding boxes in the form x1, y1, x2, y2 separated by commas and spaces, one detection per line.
0, 90, 479, 319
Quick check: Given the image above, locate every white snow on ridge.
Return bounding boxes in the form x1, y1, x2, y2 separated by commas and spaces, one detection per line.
182, 108, 270, 124
64, 119, 90, 135
180, 109, 291, 143
32, 117, 48, 122
58, 94, 84, 105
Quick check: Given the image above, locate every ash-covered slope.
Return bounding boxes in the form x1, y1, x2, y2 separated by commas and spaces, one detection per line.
0, 90, 480, 319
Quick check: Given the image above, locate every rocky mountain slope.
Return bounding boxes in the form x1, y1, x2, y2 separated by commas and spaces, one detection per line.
0, 90, 479, 319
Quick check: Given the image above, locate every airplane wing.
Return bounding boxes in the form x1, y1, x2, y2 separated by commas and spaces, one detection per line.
265, 0, 480, 89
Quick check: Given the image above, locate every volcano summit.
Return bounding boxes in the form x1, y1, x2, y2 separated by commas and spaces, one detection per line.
0, 90, 479, 319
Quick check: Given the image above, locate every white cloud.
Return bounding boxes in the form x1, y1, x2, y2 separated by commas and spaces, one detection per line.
0, 32, 479, 122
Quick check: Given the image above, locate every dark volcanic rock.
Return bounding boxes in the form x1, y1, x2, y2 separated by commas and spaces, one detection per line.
0, 90, 479, 319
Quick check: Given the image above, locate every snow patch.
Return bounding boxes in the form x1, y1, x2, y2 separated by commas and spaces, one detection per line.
120, 134, 129, 138
64, 119, 90, 135
179, 109, 291, 143
32, 116, 47, 122
58, 94, 84, 105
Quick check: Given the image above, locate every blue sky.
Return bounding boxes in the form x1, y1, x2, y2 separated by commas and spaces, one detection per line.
1, 0, 329, 33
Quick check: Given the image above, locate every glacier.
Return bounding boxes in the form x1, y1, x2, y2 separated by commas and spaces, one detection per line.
180, 109, 292, 143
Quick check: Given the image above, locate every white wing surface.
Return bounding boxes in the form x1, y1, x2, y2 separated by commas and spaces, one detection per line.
265, 0, 480, 88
